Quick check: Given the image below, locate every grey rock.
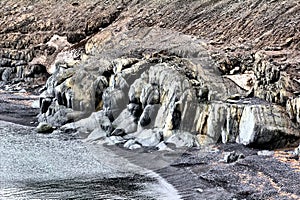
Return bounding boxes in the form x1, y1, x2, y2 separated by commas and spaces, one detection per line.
127, 103, 142, 118
222, 151, 245, 163
140, 83, 160, 106
42, 107, 73, 127
112, 109, 137, 134
110, 128, 126, 137
61, 111, 111, 133
237, 104, 299, 148
36, 122, 53, 133
100, 119, 113, 134
83, 128, 107, 142
40, 97, 52, 113
156, 141, 173, 151
195, 188, 204, 193
129, 143, 142, 150
138, 104, 160, 129
135, 129, 162, 147
34, 24, 300, 150
257, 150, 274, 156
293, 144, 300, 158
123, 139, 137, 149
287, 97, 300, 124
166, 131, 199, 148
103, 88, 127, 118
104, 136, 126, 145
2, 68, 12, 81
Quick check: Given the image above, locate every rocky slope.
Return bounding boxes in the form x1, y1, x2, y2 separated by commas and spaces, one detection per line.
1, 0, 299, 149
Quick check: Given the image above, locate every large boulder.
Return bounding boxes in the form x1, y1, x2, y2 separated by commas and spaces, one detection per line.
135, 129, 162, 147
166, 131, 200, 148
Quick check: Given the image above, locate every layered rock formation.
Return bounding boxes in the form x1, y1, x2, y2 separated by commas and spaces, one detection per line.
0, 0, 125, 92
1, 0, 299, 149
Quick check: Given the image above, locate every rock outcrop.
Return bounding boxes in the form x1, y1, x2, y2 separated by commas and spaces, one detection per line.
1, 0, 299, 149
40, 26, 299, 149
0, 0, 126, 92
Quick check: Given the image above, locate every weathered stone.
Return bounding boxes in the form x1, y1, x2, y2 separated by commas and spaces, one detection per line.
36, 122, 53, 133
293, 144, 300, 159
135, 129, 162, 147
287, 97, 300, 124
156, 141, 173, 151
40, 97, 52, 114
123, 139, 136, 149
138, 104, 160, 129
61, 111, 111, 134
83, 128, 107, 142
1, 68, 12, 81
129, 144, 142, 150
257, 150, 274, 156
127, 103, 143, 118
166, 131, 199, 148
223, 71, 256, 91
112, 109, 137, 134
237, 104, 299, 148
222, 151, 245, 163
44, 107, 74, 127
109, 128, 126, 137
103, 88, 127, 119
104, 136, 126, 146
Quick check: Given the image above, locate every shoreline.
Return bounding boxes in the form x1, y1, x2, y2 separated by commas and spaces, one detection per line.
0, 120, 180, 200
0, 92, 299, 199
101, 140, 300, 199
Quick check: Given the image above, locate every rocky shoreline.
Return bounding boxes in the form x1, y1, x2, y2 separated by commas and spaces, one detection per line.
1, 93, 299, 199
37, 26, 299, 150
1, 0, 300, 199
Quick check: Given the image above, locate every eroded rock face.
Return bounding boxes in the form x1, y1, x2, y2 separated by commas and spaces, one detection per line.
0, 0, 126, 92
37, 26, 299, 149
2, 0, 299, 149
287, 97, 300, 124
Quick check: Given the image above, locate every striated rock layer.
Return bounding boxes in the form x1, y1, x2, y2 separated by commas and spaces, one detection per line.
1, 0, 299, 149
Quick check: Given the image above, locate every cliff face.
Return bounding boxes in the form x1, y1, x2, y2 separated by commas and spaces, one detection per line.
1, 0, 299, 149
0, 0, 123, 91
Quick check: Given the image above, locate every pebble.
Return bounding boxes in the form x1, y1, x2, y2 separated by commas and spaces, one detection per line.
36, 122, 53, 133
257, 150, 274, 156
195, 188, 204, 193
222, 151, 245, 163
129, 144, 142, 150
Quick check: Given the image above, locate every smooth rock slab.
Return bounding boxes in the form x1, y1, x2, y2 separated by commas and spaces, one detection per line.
135, 129, 162, 147
83, 128, 107, 142
166, 131, 199, 148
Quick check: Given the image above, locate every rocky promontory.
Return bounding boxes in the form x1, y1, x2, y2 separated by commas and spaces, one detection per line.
1, 0, 300, 199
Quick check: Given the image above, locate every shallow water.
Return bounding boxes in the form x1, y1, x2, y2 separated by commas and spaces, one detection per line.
0, 121, 180, 200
